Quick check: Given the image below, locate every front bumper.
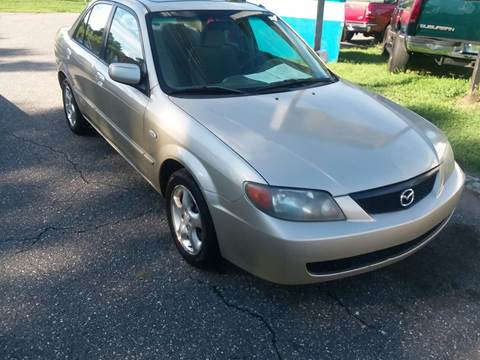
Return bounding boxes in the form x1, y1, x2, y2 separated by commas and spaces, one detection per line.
406, 36, 479, 61
208, 163, 465, 285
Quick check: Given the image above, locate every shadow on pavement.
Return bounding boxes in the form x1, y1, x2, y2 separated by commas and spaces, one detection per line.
0, 60, 56, 72
0, 47, 35, 58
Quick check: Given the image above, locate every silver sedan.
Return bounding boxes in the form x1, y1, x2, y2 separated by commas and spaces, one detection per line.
54, 0, 465, 285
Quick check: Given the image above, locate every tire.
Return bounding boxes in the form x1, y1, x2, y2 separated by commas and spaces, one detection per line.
381, 26, 392, 57
342, 30, 354, 42
166, 169, 220, 268
388, 34, 410, 73
61, 79, 90, 135
374, 31, 384, 44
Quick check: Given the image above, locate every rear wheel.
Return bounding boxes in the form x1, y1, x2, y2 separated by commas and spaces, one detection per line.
388, 34, 410, 73
61, 79, 90, 135
166, 169, 220, 268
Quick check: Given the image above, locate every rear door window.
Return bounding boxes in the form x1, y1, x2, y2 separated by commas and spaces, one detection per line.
104, 7, 144, 65
83, 3, 113, 56
73, 10, 91, 43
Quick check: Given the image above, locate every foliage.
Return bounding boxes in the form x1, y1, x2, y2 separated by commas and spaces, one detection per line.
0, 0, 86, 13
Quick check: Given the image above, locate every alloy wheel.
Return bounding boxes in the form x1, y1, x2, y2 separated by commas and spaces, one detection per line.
64, 84, 77, 128
170, 185, 204, 255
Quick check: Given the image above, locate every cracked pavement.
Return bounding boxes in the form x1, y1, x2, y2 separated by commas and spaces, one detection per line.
1, 13, 480, 360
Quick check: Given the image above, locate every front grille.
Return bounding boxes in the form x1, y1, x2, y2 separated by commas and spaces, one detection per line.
306, 217, 448, 275
350, 167, 438, 214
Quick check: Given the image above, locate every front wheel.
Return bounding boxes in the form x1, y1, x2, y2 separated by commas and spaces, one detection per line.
166, 169, 220, 268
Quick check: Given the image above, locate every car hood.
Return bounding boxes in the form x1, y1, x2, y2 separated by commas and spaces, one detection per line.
170, 80, 440, 196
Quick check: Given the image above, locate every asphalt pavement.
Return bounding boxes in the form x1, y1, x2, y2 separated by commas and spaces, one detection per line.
1, 13, 480, 360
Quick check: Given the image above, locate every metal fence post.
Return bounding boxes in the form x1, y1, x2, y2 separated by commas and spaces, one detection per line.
470, 53, 480, 96
314, 0, 325, 51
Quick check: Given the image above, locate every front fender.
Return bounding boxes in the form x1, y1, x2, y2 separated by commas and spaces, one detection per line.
145, 88, 266, 202
157, 144, 217, 194
155, 141, 266, 202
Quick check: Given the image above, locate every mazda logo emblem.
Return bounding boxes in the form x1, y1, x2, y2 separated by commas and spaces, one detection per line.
400, 188, 415, 207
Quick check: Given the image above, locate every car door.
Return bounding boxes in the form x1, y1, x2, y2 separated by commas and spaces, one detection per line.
93, 5, 152, 177
67, 2, 113, 125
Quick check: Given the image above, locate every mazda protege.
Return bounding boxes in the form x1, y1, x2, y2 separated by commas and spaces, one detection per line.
54, 0, 465, 284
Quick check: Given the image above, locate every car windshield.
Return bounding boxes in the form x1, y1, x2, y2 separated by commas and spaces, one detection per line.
148, 10, 336, 96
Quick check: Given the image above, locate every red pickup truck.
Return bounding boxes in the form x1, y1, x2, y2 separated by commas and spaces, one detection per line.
344, 0, 398, 42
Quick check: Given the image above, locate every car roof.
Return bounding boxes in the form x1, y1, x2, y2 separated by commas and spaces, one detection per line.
135, 0, 265, 12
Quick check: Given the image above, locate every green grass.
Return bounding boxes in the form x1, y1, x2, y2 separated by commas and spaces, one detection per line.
0, 0, 86, 12
330, 45, 480, 175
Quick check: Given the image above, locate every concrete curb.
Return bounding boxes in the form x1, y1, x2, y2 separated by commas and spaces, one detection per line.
466, 175, 480, 194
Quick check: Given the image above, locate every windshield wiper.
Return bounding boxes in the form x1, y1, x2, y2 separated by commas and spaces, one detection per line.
250, 78, 334, 94
169, 85, 246, 96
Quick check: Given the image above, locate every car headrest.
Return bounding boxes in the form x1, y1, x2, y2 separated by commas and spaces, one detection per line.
202, 21, 233, 47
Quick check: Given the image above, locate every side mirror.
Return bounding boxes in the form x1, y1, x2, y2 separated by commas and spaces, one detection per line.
108, 63, 142, 86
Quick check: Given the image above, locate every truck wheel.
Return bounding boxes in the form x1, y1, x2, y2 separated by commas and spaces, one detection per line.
381, 26, 392, 57
374, 32, 384, 44
342, 30, 354, 42
388, 34, 410, 73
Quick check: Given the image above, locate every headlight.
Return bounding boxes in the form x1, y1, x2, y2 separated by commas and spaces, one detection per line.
424, 129, 455, 181
440, 141, 455, 180
245, 183, 345, 222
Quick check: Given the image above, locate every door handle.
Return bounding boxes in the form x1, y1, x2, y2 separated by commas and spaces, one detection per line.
65, 48, 72, 60
95, 71, 105, 86
148, 129, 157, 140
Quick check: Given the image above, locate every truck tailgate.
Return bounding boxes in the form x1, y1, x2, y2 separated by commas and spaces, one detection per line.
416, 0, 480, 42
345, 1, 368, 22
